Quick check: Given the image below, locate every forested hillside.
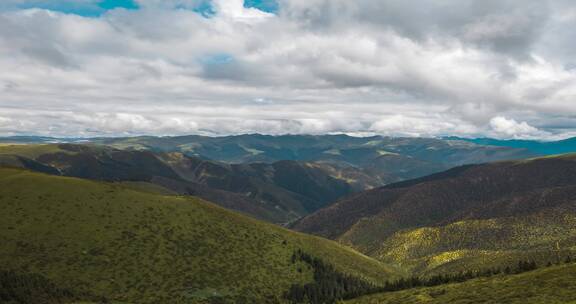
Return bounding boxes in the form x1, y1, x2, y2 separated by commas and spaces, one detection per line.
294, 154, 576, 275
0, 168, 399, 303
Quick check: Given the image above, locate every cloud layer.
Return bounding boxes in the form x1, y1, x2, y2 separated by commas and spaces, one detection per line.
1, 0, 576, 139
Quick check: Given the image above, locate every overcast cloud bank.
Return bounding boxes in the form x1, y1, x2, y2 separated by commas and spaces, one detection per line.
1, 0, 576, 139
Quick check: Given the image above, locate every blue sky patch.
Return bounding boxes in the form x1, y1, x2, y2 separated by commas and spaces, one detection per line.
200, 53, 235, 65
244, 0, 278, 14
14, 2, 99, 16
12, 0, 137, 17
98, 0, 139, 10
10, 0, 277, 17
192, 0, 216, 18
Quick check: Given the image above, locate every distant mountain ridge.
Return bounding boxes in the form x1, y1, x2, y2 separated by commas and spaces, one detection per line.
4, 134, 575, 162
0, 135, 550, 224
0, 136, 85, 144
447, 136, 576, 155
41, 134, 548, 183
89, 134, 535, 166
2, 134, 566, 226
0, 144, 356, 224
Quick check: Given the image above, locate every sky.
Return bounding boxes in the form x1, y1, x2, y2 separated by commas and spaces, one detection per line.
1, 0, 576, 139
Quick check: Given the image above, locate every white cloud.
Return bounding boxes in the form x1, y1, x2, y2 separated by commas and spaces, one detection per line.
489, 116, 546, 139
213, 0, 273, 20
370, 114, 479, 138
68, 113, 199, 135
0, 1, 575, 139
0, 116, 12, 126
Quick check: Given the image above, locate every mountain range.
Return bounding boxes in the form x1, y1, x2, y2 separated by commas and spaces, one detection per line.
2, 134, 576, 303
0, 134, 546, 225
451, 136, 576, 156
0, 144, 357, 224
1, 134, 544, 188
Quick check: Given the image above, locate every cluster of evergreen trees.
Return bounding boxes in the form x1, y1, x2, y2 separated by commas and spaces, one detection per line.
0, 270, 106, 304
285, 250, 576, 304
380, 259, 539, 293
284, 249, 380, 304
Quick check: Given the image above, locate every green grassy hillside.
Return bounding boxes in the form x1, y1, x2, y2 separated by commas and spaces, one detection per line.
344, 263, 576, 304
295, 154, 576, 276
0, 168, 399, 303
0, 143, 71, 158
374, 210, 576, 275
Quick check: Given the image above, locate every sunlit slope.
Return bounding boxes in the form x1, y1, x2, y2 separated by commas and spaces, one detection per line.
375, 210, 576, 275
295, 154, 576, 275
0, 143, 71, 158
0, 168, 399, 303
345, 263, 576, 304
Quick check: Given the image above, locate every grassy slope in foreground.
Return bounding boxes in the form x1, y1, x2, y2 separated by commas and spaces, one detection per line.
345, 263, 576, 304
0, 168, 399, 303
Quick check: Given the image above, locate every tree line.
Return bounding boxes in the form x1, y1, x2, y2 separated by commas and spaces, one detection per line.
285, 249, 575, 304
378, 259, 539, 293
0, 270, 107, 304
284, 249, 381, 304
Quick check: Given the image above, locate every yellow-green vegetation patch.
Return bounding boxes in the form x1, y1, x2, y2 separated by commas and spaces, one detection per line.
0, 143, 25, 146
0, 144, 70, 159
107, 141, 149, 150
115, 181, 178, 196
0, 168, 398, 303
344, 264, 576, 304
177, 143, 202, 152
373, 214, 576, 275
512, 152, 576, 164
